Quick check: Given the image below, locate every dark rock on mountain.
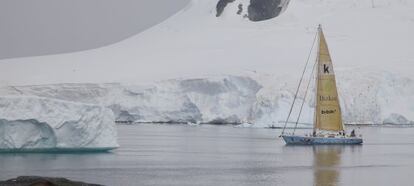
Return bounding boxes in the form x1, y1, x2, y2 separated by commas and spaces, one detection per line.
216, 0, 235, 17
248, 0, 283, 21
216, 0, 287, 21
0, 176, 102, 186
237, 4, 243, 15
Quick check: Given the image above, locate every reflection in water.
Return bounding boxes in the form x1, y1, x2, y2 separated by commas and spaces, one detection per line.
313, 146, 343, 186
0, 152, 115, 177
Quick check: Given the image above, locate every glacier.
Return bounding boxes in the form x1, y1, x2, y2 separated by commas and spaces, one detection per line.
1, 70, 414, 127
0, 96, 118, 152
0, 76, 261, 124
0, 0, 414, 127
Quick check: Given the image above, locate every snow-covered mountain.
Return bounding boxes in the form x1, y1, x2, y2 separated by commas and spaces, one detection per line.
1, 0, 412, 86
0, 0, 413, 126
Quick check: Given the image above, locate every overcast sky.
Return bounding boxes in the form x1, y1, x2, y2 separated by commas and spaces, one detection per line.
0, 0, 189, 60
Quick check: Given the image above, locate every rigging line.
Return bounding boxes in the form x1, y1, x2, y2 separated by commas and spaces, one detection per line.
280, 29, 318, 136
293, 57, 317, 135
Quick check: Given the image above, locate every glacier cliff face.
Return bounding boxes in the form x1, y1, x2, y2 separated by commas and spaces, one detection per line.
251, 70, 414, 127
0, 96, 118, 151
1, 71, 413, 127
0, 76, 261, 124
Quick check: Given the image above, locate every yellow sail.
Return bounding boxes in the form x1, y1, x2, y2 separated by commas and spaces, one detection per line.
315, 25, 344, 132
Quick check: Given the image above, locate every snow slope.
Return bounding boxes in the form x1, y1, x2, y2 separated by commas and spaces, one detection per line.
0, 96, 118, 151
0, 0, 413, 86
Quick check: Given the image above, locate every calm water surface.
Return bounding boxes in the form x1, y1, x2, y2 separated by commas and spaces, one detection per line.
1, 124, 414, 186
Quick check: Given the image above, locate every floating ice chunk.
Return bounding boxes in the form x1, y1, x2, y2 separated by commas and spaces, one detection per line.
0, 96, 118, 152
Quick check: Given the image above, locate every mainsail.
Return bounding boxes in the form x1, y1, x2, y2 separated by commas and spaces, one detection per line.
314, 25, 344, 132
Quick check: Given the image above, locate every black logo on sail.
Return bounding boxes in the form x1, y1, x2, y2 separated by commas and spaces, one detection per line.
323, 64, 330, 74
321, 109, 336, 114
319, 96, 336, 101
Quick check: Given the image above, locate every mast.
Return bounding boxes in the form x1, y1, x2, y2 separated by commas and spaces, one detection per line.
314, 25, 344, 132
314, 25, 321, 133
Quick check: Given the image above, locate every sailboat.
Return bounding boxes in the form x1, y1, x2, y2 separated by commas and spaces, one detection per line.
280, 25, 363, 145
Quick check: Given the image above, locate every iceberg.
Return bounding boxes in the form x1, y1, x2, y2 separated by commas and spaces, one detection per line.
0, 96, 118, 152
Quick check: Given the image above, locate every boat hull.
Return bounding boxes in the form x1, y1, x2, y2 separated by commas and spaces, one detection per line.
282, 135, 363, 145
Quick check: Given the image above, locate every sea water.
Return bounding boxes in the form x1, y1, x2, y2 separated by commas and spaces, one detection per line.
1, 124, 414, 186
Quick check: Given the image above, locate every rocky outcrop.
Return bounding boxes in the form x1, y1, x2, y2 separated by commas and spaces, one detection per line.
248, 0, 283, 21
216, 0, 235, 17
215, 0, 289, 21
0, 176, 102, 186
